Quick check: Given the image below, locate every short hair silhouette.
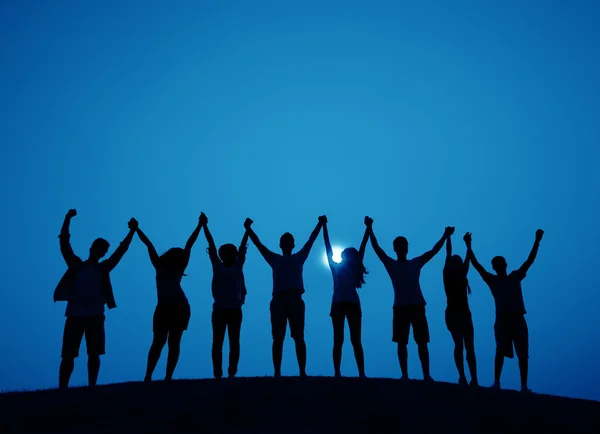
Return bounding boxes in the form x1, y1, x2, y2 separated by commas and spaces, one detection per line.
218, 243, 238, 264
393, 236, 408, 255
279, 232, 295, 252
491, 256, 507, 272
89, 238, 110, 259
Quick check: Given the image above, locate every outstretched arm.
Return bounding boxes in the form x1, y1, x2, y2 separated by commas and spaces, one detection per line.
358, 217, 373, 261
419, 227, 453, 266
464, 232, 492, 282
200, 214, 220, 266
103, 218, 138, 272
59, 209, 79, 268
136, 226, 160, 269
368, 223, 393, 266
237, 230, 250, 267
517, 229, 544, 276
322, 219, 336, 270
297, 216, 325, 262
184, 214, 203, 257
244, 219, 277, 265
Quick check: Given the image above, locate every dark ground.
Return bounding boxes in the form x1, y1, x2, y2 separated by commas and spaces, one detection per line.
1, 376, 599, 433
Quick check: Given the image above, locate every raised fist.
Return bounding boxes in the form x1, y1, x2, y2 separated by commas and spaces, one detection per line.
364, 216, 373, 227
128, 218, 138, 230
463, 232, 472, 246
244, 218, 253, 230
535, 229, 544, 243
199, 212, 208, 226
66, 209, 77, 218
445, 226, 455, 236
318, 215, 327, 224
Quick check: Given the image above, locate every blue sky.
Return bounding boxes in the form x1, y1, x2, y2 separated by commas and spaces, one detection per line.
1, 0, 599, 400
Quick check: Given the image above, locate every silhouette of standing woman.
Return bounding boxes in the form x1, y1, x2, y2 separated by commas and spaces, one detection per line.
244, 216, 324, 377
136, 214, 203, 382
465, 229, 544, 392
443, 229, 478, 386
201, 213, 249, 379
54, 209, 137, 389
322, 216, 371, 378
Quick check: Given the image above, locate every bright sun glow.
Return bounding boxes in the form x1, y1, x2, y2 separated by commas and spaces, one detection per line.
323, 246, 343, 266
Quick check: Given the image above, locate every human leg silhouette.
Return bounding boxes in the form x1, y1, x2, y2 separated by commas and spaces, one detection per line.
289, 296, 307, 377
145, 331, 168, 382
59, 358, 75, 389
348, 313, 365, 378
165, 329, 184, 380
413, 307, 432, 381
450, 330, 467, 384
227, 310, 242, 377
397, 344, 409, 379
514, 317, 530, 392
87, 356, 100, 386
494, 351, 504, 389
463, 319, 478, 386
331, 312, 345, 377
270, 297, 287, 377
392, 307, 410, 380
212, 310, 227, 379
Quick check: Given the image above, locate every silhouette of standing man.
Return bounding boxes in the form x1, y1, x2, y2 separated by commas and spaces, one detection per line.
54, 209, 137, 389
368, 219, 453, 381
244, 216, 325, 377
465, 229, 544, 392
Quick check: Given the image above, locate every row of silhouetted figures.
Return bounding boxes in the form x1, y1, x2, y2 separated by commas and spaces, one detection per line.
54, 209, 544, 392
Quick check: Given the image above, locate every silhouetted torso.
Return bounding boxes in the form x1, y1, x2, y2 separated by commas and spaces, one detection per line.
65, 262, 105, 317
267, 252, 308, 295
443, 268, 470, 314
156, 270, 188, 305
331, 265, 360, 304
382, 256, 427, 306
212, 263, 246, 309
482, 270, 527, 315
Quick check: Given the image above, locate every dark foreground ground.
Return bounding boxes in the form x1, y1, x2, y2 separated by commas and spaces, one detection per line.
1, 376, 599, 433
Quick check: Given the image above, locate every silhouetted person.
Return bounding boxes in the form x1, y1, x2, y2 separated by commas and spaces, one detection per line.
202, 213, 249, 379
244, 216, 325, 377
369, 219, 453, 381
443, 229, 478, 386
322, 216, 370, 378
465, 229, 544, 392
54, 209, 137, 389
137, 215, 203, 382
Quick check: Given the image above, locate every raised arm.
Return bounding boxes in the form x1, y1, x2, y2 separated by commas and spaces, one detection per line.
237, 230, 250, 266
517, 229, 544, 276
322, 218, 336, 270
201, 213, 220, 266
419, 226, 453, 265
58, 209, 79, 268
135, 226, 160, 269
244, 218, 277, 264
358, 217, 373, 260
445, 229, 453, 265
297, 216, 326, 262
368, 219, 394, 266
184, 213, 204, 257
464, 232, 492, 282
103, 218, 138, 272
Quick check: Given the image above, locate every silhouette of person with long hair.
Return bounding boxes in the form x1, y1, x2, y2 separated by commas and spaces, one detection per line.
136, 214, 203, 382
322, 216, 371, 378
244, 216, 325, 377
369, 219, 453, 382
465, 229, 544, 392
54, 209, 137, 389
202, 213, 249, 379
443, 229, 478, 386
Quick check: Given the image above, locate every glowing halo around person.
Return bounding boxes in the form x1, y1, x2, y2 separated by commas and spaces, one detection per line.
323, 246, 343, 266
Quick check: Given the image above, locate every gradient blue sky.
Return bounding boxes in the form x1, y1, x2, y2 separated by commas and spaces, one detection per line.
1, 0, 599, 401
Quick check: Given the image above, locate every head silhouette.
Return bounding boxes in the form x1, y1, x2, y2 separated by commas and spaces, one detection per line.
393, 236, 409, 257
447, 254, 464, 270
158, 248, 188, 275
218, 243, 238, 266
340, 247, 368, 288
280, 232, 295, 255
89, 238, 110, 261
491, 256, 508, 275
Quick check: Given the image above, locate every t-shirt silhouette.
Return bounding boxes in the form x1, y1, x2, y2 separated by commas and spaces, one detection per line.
380, 255, 428, 307
212, 262, 246, 309
481, 269, 527, 316
264, 249, 310, 295
330, 263, 360, 304
65, 262, 105, 317
156, 270, 189, 306
443, 267, 470, 314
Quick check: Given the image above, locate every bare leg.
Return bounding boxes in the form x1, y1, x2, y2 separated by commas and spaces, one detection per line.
331, 314, 345, 377
397, 344, 408, 378
59, 358, 75, 389
417, 343, 432, 380
293, 337, 307, 377
450, 331, 467, 384
87, 355, 100, 387
348, 314, 365, 377
273, 338, 284, 377
145, 331, 168, 382
165, 330, 184, 380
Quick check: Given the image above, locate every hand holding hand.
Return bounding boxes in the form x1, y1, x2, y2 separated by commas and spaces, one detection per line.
244, 218, 253, 230
128, 218, 138, 231
318, 215, 327, 224
364, 216, 374, 227
463, 232, 472, 247
66, 209, 77, 219
445, 226, 455, 237
535, 229, 544, 243
199, 212, 208, 227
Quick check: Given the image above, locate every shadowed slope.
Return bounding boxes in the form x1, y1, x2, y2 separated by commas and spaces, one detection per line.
1, 377, 599, 433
